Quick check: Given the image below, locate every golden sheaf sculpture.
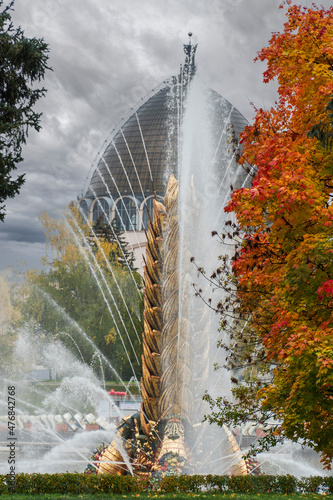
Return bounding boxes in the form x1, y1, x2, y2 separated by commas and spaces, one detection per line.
97, 175, 248, 476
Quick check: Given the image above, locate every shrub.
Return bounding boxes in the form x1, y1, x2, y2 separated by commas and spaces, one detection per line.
0, 472, 331, 495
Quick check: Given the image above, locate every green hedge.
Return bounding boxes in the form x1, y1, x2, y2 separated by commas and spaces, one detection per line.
158, 474, 333, 494
1, 473, 333, 495
0, 474, 138, 495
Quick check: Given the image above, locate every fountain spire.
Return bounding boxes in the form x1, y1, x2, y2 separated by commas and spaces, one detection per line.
183, 32, 197, 79
91, 34, 252, 478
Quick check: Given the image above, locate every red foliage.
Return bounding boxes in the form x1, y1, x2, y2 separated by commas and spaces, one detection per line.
225, 3, 333, 468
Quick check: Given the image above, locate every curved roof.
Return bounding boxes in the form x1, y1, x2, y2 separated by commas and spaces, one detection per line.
83, 81, 248, 201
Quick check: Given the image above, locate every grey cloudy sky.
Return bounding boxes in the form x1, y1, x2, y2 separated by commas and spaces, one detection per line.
0, 0, 330, 272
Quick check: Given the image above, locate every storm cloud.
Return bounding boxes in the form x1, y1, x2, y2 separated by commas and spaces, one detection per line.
0, 0, 330, 271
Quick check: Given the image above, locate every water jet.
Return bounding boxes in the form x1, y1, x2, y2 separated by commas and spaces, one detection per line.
1, 35, 329, 479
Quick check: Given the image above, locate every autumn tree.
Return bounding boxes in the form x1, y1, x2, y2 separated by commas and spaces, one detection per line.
205, 3, 333, 469
0, 0, 50, 221
22, 205, 143, 382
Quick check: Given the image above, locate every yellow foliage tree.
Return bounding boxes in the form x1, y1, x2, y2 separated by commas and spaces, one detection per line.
23, 204, 143, 381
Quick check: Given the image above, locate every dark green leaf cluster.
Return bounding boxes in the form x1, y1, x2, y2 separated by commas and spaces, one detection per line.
308, 95, 333, 150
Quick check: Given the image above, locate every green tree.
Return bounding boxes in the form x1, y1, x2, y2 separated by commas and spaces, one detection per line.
0, 0, 50, 221
21, 206, 143, 382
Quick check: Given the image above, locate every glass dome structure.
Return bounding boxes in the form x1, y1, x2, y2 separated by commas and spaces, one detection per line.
78, 37, 249, 245
86, 85, 175, 200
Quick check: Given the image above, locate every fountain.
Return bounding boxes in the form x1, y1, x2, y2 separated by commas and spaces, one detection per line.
81, 38, 330, 478
90, 40, 255, 476
97, 172, 249, 477
1, 35, 330, 479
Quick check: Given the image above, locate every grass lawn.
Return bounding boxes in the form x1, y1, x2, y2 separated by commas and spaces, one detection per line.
0, 494, 331, 500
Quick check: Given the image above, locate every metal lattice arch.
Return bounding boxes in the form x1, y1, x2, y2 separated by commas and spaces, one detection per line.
78, 39, 249, 271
